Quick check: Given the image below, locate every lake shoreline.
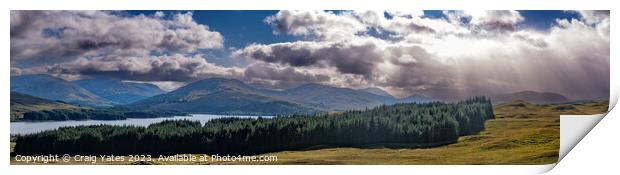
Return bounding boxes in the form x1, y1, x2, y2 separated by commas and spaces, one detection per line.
10, 114, 273, 135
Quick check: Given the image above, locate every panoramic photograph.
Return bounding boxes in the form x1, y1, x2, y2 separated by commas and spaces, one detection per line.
9, 10, 609, 165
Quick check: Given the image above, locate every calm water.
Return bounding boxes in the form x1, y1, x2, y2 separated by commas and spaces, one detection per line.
10, 114, 272, 135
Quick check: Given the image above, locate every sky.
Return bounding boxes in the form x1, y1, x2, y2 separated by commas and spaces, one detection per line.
10, 10, 610, 99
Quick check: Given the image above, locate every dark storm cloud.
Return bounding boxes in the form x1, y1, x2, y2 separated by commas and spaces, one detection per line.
45, 54, 242, 82
235, 36, 462, 95
234, 39, 383, 77
244, 63, 330, 82
242, 63, 331, 89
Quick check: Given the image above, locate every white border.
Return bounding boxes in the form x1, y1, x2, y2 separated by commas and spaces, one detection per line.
2, 0, 619, 10
2, 1, 617, 175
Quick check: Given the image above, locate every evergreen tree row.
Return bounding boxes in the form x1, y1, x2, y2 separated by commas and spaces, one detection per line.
21, 108, 187, 121
14, 97, 494, 156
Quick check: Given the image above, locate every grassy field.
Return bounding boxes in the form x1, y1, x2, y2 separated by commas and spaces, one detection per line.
10, 100, 608, 165
217, 100, 608, 165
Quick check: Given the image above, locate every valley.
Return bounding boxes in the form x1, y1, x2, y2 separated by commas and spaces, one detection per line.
10, 100, 608, 165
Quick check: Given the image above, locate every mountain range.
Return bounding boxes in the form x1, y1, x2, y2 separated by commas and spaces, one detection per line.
11, 74, 113, 107
130, 78, 313, 115
130, 78, 438, 114
74, 78, 165, 104
11, 74, 572, 115
268, 83, 396, 111
360, 87, 394, 98
11, 74, 165, 106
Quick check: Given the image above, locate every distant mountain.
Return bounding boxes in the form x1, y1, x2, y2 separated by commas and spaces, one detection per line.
362, 88, 436, 104
130, 78, 314, 115
489, 91, 569, 104
132, 78, 445, 114
13, 75, 450, 115
10, 91, 81, 120
273, 84, 397, 111
74, 78, 165, 104
10, 74, 113, 107
399, 94, 434, 103
360, 87, 394, 98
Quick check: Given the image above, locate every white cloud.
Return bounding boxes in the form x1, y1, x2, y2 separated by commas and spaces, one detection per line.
238, 10, 609, 99
465, 10, 524, 31
386, 10, 424, 18
265, 10, 367, 41
10, 10, 610, 99
577, 10, 610, 25
11, 11, 224, 66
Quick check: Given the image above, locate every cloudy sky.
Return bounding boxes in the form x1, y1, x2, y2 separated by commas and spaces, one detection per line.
10, 10, 610, 99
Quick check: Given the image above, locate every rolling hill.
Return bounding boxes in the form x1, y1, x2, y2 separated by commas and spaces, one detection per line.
131, 78, 443, 114
130, 78, 315, 115
74, 78, 165, 104
10, 92, 81, 120
489, 91, 569, 104
360, 87, 394, 98
10, 74, 113, 107
10, 91, 187, 121
275, 84, 397, 111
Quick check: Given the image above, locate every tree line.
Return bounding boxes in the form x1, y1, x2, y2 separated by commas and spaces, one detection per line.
14, 97, 494, 156
21, 108, 187, 121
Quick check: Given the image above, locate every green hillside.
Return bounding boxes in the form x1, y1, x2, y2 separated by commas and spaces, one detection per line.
74, 78, 165, 104
11, 74, 113, 107
11, 92, 187, 121
10, 92, 81, 121
130, 78, 315, 115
